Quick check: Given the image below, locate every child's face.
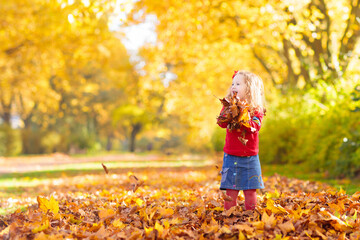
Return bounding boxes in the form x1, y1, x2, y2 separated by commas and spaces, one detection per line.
231, 74, 247, 99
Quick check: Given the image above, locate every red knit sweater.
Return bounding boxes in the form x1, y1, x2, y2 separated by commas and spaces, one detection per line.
217, 108, 264, 156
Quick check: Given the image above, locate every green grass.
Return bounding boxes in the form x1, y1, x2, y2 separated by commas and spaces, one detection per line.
262, 164, 360, 195
0, 205, 27, 216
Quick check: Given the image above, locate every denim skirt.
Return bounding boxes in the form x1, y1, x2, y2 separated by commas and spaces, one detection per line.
220, 153, 265, 191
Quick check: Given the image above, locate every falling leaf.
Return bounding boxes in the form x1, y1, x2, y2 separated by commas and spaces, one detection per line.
238, 137, 248, 146
129, 174, 139, 182
101, 163, 109, 174
129, 174, 144, 192
220, 191, 233, 202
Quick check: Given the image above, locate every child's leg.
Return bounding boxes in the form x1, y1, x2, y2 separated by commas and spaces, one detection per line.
243, 189, 257, 210
224, 189, 239, 210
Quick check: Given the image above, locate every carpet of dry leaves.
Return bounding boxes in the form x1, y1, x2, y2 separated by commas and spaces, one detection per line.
0, 167, 359, 240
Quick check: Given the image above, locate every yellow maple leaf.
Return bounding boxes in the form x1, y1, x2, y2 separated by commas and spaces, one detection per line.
37, 196, 59, 217
261, 211, 277, 227
266, 198, 288, 214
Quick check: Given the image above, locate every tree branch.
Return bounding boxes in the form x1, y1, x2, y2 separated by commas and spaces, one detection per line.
252, 47, 277, 86
257, 43, 287, 63
282, 38, 297, 87
318, 0, 333, 69
339, 0, 360, 73
290, 42, 314, 88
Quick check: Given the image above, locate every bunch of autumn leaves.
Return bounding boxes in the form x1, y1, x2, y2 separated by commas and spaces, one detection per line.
217, 93, 251, 145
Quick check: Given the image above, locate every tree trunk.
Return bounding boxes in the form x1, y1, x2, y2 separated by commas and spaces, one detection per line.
129, 123, 142, 152
21, 117, 34, 154
106, 134, 113, 151
1, 103, 12, 125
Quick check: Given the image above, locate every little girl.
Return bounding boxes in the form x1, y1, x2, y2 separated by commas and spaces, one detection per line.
217, 70, 266, 211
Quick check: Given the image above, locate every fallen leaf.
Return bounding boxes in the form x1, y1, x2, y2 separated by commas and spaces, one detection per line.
278, 221, 295, 235
37, 196, 59, 217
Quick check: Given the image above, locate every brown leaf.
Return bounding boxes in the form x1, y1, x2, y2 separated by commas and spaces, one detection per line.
219, 94, 252, 133
221, 191, 233, 202
219, 97, 230, 107
101, 163, 109, 174
230, 105, 239, 118
233, 224, 254, 235
129, 174, 139, 182
129, 174, 144, 192
278, 221, 295, 235
238, 137, 248, 145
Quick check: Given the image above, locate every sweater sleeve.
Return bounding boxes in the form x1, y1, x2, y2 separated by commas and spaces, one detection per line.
217, 106, 229, 128
246, 112, 263, 132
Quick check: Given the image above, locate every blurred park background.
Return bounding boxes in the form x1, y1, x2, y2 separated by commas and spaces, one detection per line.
0, 0, 359, 182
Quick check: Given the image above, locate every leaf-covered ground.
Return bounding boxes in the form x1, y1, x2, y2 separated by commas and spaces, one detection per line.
0, 167, 359, 239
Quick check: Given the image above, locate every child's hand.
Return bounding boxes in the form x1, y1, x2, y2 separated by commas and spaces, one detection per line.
217, 108, 231, 124
219, 94, 251, 132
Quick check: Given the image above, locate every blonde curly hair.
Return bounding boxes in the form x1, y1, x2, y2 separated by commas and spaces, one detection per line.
226, 70, 266, 115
